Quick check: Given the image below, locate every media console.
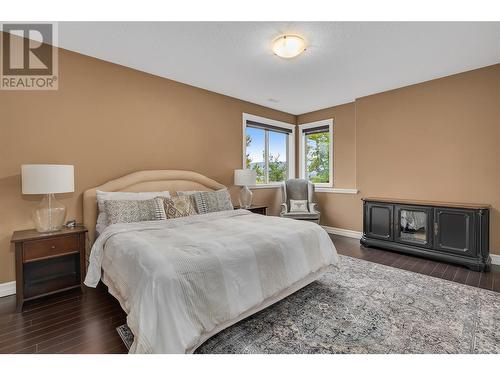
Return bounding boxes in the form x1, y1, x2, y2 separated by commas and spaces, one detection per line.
361, 197, 491, 271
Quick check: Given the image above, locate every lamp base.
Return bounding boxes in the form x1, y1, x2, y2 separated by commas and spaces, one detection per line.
33, 194, 67, 233
239, 185, 253, 209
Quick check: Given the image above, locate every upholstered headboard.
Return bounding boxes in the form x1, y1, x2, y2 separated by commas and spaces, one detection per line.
83, 170, 226, 246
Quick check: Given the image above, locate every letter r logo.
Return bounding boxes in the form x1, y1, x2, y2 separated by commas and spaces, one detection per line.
2, 24, 53, 75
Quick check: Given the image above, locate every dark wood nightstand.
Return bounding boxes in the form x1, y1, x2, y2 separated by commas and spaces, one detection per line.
234, 205, 268, 215
11, 226, 87, 312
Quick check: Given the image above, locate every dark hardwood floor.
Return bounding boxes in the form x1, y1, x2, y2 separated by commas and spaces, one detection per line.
0, 234, 498, 354
0, 283, 127, 354
331, 234, 500, 291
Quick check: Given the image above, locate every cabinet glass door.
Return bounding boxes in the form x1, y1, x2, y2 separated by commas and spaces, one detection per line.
395, 205, 432, 248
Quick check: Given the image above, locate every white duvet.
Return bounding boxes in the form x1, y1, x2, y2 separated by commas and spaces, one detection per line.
85, 209, 339, 353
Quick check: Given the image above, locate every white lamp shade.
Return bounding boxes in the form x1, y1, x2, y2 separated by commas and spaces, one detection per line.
234, 169, 256, 186
22, 164, 74, 194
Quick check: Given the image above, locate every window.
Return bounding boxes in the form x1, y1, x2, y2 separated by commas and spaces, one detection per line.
243, 114, 295, 186
299, 119, 333, 187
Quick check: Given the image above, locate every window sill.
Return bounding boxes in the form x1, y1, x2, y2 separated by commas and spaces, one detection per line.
247, 185, 358, 194
248, 184, 282, 189
315, 187, 358, 194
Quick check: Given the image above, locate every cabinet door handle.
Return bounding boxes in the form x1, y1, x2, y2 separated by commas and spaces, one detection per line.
434, 222, 439, 236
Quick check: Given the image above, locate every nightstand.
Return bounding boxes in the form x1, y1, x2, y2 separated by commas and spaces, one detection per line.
11, 226, 87, 312
235, 205, 267, 215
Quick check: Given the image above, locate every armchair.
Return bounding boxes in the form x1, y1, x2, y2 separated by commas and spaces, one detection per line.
280, 179, 320, 224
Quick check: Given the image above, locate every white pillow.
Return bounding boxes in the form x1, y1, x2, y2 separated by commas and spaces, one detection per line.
289, 199, 309, 213
96, 190, 170, 234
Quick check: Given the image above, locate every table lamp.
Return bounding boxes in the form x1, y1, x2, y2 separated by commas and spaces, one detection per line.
21, 164, 74, 232
234, 169, 256, 209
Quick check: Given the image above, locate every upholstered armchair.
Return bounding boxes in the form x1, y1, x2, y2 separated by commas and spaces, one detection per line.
280, 179, 320, 224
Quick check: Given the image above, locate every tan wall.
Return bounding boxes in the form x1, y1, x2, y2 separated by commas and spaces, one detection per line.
1, 46, 499, 284
296, 103, 361, 232
298, 64, 500, 254
0, 48, 295, 283
296, 103, 357, 188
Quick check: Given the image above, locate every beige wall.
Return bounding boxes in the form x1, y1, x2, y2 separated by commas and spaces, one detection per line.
296, 103, 357, 188
1, 46, 498, 285
0, 48, 295, 283
298, 64, 500, 255
296, 103, 361, 232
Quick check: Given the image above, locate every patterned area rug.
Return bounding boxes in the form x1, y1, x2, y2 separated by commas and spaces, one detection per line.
116, 255, 500, 353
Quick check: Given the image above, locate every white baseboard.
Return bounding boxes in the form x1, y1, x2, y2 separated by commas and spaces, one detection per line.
322, 225, 363, 240
0, 281, 16, 298
490, 254, 500, 266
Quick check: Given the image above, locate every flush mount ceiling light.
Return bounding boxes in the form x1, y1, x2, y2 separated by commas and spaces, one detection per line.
272, 34, 307, 59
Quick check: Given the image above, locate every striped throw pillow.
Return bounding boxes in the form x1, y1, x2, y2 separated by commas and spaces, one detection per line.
178, 189, 233, 214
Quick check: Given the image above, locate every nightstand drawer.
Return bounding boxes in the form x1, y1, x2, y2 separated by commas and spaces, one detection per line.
23, 235, 79, 262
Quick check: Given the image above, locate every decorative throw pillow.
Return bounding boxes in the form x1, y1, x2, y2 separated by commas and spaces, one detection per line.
176, 190, 197, 196
96, 190, 170, 233
177, 189, 233, 214
104, 198, 166, 225
157, 196, 197, 219
175, 190, 198, 211
289, 199, 309, 213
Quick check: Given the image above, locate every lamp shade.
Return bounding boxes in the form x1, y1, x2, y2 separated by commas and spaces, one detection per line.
234, 169, 256, 186
22, 164, 74, 194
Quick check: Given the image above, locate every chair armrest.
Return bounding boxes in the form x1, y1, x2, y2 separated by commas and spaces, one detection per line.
280, 203, 288, 215
309, 202, 320, 214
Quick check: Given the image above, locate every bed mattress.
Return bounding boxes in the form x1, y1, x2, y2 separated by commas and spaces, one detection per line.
85, 209, 339, 353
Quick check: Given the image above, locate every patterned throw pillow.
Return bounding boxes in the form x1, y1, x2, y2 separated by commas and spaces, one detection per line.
104, 199, 166, 225
289, 199, 309, 213
157, 196, 197, 219
96, 190, 170, 234
178, 189, 233, 214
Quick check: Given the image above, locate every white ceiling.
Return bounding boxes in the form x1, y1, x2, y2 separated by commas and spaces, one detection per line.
57, 22, 500, 115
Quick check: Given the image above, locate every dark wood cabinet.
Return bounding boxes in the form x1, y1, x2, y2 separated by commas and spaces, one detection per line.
11, 226, 87, 312
361, 198, 490, 271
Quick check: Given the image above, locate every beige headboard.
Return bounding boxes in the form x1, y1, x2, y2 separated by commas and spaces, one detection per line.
83, 169, 226, 246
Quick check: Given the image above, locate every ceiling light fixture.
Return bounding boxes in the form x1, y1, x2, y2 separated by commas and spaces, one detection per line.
272, 34, 307, 59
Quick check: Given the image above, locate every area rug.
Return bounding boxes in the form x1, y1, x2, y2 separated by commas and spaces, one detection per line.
116, 255, 500, 353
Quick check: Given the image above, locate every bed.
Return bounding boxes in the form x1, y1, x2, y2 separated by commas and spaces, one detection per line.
83, 170, 339, 353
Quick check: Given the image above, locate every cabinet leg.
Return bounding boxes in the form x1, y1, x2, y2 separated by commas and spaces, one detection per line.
467, 263, 489, 272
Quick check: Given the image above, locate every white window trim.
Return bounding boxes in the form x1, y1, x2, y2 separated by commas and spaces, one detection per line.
315, 187, 358, 194
242, 113, 295, 188
298, 119, 334, 188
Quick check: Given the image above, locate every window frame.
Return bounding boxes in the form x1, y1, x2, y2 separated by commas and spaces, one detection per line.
242, 113, 295, 188
298, 119, 334, 188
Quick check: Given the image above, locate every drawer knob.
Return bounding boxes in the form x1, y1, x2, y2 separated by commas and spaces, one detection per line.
51, 245, 56, 249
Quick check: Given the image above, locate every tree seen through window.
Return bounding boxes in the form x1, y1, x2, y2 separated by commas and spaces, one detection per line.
245, 127, 288, 184
305, 131, 330, 183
